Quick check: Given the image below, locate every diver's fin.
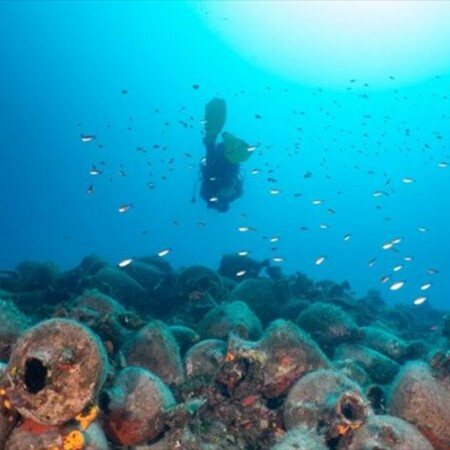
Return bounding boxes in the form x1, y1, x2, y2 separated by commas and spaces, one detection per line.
222, 131, 251, 164
203, 98, 227, 146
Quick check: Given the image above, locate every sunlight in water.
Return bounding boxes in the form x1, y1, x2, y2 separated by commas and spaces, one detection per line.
192, 1, 450, 89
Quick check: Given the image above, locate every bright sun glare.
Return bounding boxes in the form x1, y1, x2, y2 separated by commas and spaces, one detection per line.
192, 1, 450, 89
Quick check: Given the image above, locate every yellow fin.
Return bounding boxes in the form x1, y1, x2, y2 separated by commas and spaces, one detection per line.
222, 131, 252, 164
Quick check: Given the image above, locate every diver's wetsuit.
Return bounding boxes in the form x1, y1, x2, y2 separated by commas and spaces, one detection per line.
200, 142, 243, 212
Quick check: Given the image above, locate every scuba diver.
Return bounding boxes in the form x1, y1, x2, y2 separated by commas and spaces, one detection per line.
193, 98, 253, 213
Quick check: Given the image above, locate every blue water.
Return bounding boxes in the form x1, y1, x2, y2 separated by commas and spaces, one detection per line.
0, 1, 449, 311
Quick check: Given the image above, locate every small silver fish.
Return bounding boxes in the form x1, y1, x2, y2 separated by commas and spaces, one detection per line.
158, 248, 171, 257
81, 134, 96, 142
118, 203, 133, 213
413, 296, 427, 305
89, 166, 101, 176
390, 281, 405, 291
118, 258, 133, 268
315, 255, 326, 265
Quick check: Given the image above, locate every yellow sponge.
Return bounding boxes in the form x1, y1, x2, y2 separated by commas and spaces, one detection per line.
62, 430, 85, 450
75, 404, 99, 430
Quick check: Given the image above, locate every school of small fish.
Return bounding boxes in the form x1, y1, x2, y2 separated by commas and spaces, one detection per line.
78, 77, 449, 308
